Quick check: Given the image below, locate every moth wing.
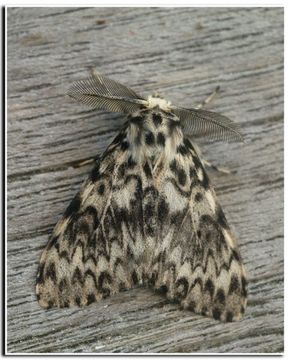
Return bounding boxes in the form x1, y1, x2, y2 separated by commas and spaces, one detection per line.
36, 132, 139, 308
171, 107, 244, 142
154, 145, 247, 321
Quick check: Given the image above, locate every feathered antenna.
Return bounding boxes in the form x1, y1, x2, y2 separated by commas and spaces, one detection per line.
67, 71, 147, 114
171, 107, 244, 143
68, 72, 244, 143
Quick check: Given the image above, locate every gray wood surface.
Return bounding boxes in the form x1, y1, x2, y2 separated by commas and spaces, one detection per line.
7, 7, 284, 354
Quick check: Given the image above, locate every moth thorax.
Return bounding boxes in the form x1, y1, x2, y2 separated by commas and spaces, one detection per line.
147, 95, 171, 111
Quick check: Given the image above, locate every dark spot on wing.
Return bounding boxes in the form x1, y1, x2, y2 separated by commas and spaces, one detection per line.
97, 183, 105, 195
232, 249, 241, 262
168, 118, 181, 134
129, 115, 143, 126
59, 250, 70, 261
87, 293, 96, 305
190, 277, 203, 292
121, 141, 129, 151
212, 307, 221, 320
47, 300, 54, 309
145, 131, 155, 145
177, 144, 188, 155
59, 278, 68, 292
170, 159, 178, 175
192, 155, 201, 169
184, 138, 194, 151
112, 131, 126, 145
200, 168, 210, 189
158, 285, 168, 294
226, 311, 234, 322
36, 263, 45, 284
152, 113, 163, 126
190, 167, 197, 178
204, 278, 215, 298
157, 132, 166, 146
90, 163, 101, 182
195, 192, 203, 202
215, 288, 226, 305
144, 204, 154, 218
98, 271, 112, 289
101, 288, 110, 298
200, 307, 207, 316
132, 270, 138, 285
229, 274, 240, 294
72, 267, 83, 284
149, 272, 157, 286
64, 193, 81, 218
143, 161, 152, 177
216, 205, 230, 229
47, 236, 58, 250
127, 155, 136, 168
178, 169, 187, 186
206, 231, 212, 241
175, 277, 189, 300
158, 197, 169, 222
45, 262, 57, 283
241, 276, 248, 297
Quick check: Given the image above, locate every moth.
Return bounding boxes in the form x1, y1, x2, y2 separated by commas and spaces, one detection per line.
36, 72, 247, 322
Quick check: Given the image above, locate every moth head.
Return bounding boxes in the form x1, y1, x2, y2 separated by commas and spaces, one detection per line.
147, 93, 172, 111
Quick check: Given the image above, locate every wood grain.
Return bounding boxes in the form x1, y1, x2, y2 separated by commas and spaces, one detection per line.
7, 7, 284, 353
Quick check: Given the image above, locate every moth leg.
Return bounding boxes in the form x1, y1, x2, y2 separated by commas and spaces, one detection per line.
203, 159, 231, 175
74, 155, 100, 168
195, 86, 220, 109
191, 142, 232, 175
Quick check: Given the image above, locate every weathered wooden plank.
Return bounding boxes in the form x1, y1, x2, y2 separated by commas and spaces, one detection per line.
7, 7, 283, 353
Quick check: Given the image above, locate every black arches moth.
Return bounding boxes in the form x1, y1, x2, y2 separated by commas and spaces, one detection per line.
36, 72, 247, 322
